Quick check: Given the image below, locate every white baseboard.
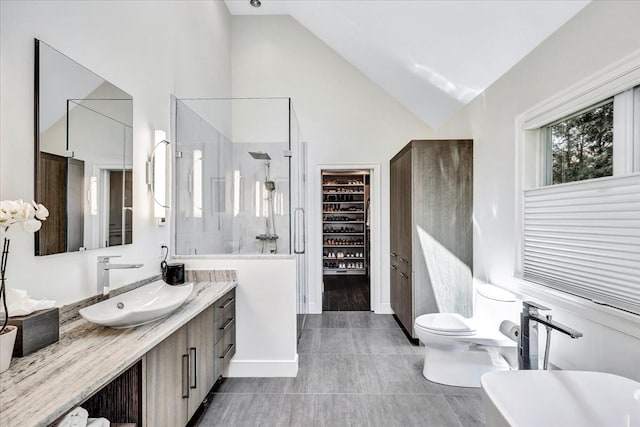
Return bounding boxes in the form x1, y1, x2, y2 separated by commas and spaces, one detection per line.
307, 302, 322, 314
227, 354, 299, 377
375, 302, 394, 314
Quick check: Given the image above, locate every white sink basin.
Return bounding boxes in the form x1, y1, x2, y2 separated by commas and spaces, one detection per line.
79, 280, 194, 328
481, 370, 640, 427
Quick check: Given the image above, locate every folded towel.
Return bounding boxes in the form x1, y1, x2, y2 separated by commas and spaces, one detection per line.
87, 418, 110, 427
57, 407, 89, 427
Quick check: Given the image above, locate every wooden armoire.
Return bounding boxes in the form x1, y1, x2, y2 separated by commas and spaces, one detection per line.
390, 140, 473, 338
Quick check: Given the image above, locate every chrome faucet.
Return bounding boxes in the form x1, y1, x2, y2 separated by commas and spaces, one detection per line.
518, 301, 583, 370
97, 255, 143, 296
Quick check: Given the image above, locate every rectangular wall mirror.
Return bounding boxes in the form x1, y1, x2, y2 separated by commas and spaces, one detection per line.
34, 39, 133, 256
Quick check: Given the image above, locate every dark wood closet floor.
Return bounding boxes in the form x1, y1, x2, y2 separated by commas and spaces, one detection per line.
322, 275, 370, 311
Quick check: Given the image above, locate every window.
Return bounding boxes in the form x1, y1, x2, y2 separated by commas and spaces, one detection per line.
518, 65, 640, 314
543, 100, 614, 185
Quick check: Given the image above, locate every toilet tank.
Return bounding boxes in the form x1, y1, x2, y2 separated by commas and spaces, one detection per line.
473, 282, 519, 329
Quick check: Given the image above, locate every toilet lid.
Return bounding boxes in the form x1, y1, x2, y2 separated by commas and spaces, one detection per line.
415, 313, 476, 333
476, 284, 516, 302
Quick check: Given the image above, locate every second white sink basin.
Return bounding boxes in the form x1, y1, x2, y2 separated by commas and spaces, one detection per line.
481, 370, 640, 427
79, 280, 194, 328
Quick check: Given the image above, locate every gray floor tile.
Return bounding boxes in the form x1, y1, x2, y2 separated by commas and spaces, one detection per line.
198, 393, 284, 426
445, 394, 486, 427
364, 394, 463, 427
197, 312, 486, 426
346, 312, 399, 329
356, 354, 441, 394
276, 394, 369, 427
216, 377, 290, 394
285, 353, 362, 394
351, 328, 421, 355
298, 328, 356, 354
304, 312, 350, 328
304, 314, 323, 329
437, 383, 482, 396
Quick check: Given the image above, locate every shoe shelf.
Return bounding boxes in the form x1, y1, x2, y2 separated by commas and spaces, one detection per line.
322, 171, 369, 276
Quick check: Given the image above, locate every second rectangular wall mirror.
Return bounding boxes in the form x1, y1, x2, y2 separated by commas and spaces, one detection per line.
34, 39, 134, 256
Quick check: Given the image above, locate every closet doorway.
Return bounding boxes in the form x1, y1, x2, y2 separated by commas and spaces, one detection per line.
322, 169, 371, 311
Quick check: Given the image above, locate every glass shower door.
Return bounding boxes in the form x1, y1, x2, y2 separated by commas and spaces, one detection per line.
290, 101, 308, 340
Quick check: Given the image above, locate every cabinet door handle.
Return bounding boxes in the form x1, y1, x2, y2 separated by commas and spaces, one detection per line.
399, 272, 408, 278
390, 252, 397, 257
400, 257, 409, 264
219, 318, 234, 331
181, 354, 189, 399
220, 343, 234, 359
219, 297, 235, 309
390, 265, 397, 270
189, 347, 197, 389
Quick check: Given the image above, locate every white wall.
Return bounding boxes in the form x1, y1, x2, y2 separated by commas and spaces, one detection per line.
0, 1, 231, 304
180, 257, 298, 377
231, 15, 434, 313
433, 1, 640, 380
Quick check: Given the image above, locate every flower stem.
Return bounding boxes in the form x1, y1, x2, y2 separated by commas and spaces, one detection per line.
1, 238, 10, 333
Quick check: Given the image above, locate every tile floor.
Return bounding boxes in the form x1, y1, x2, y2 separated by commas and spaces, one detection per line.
322, 276, 370, 311
195, 312, 485, 426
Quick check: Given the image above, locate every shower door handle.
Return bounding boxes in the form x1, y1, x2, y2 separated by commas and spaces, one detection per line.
294, 207, 305, 254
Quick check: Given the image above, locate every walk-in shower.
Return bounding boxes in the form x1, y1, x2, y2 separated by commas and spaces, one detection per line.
173, 97, 305, 257
173, 96, 308, 341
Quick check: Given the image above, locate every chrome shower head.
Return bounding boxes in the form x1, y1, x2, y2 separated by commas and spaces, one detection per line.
250, 0, 261, 7
249, 151, 271, 160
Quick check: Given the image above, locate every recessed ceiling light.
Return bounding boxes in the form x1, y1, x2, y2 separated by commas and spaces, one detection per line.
250, 0, 261, 7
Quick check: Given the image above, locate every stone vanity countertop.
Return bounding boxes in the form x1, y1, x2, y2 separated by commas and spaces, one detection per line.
0, 279, 236, 427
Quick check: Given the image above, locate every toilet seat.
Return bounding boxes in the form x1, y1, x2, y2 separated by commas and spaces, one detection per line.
415, 313, 476, 335
415, 313, 515, 347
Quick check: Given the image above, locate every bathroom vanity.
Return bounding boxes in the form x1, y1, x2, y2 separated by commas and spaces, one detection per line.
0, 274, 236, 427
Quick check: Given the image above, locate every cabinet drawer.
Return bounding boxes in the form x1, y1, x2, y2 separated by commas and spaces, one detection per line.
214, 289, 236, 322
215, 325, 236, 379
214, 304, 235, 343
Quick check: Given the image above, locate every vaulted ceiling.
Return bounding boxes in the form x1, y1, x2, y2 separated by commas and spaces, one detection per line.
225, 0, 589, 128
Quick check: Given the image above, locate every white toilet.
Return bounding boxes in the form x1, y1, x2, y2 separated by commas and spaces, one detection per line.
414, 283, 519, 388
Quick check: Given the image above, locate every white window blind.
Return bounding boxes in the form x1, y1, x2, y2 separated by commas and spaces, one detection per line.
523, 174, 640, 314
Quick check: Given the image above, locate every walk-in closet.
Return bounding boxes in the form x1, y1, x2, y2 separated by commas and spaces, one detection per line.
322, 170, 371, 311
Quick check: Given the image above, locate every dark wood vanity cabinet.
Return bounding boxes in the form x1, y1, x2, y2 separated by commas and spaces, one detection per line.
214, 289, 236, 380
146, 309, 212, 426
146, 289, 236, 426
390, 140, 473, 338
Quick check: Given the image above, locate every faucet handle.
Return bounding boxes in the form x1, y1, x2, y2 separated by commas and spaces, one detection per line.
98, 255, 121, 263
523, 300, 551, 311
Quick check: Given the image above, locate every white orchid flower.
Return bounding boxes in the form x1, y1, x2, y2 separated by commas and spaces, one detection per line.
33, 202, 49, 220
0, 200, 21, 216
0, 210, 10, 229
0, 199, 48, 233
20, 201, 36, 220
22, 218, 42, 232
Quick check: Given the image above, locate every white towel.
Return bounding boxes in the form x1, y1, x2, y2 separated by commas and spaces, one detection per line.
87, 418, 110, 427
57, 407, 89, 427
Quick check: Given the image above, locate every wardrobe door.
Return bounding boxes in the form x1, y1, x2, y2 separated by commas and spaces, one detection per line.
390, 157, 401, 316
399, 149, 413, 330
37, 152, 67, 255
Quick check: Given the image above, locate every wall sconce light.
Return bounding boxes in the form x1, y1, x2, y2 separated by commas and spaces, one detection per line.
89, 176, 98, 216
146, 130, 170, 222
